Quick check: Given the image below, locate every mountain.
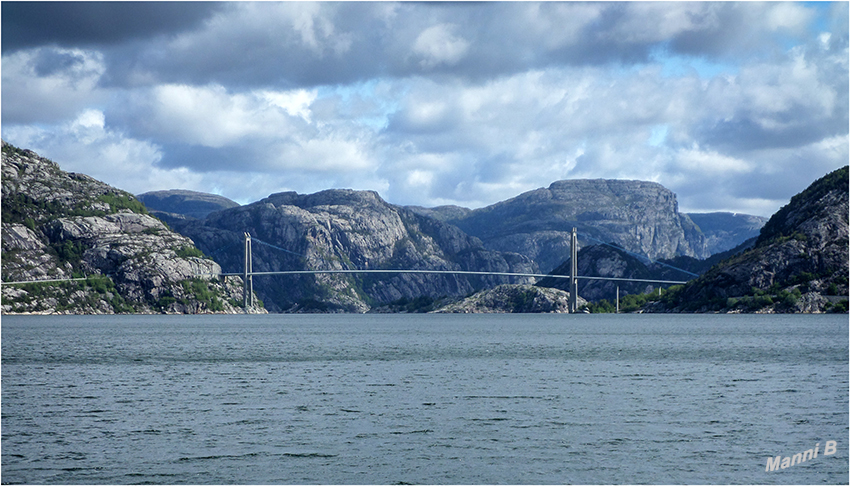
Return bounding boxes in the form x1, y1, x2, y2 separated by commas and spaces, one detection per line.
652, 166, 849, 313
137, 189, 240, 220
685, 212, 767, 255
432, 179, 711, 274
170, 189, 538, 313
1, 142, 258, 314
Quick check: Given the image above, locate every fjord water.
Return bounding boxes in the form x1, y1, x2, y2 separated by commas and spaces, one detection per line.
2, 314, 847, 484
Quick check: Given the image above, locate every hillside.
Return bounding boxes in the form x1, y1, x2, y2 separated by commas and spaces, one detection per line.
170, 190, 538, 313
1, 142, 259, 314
651, 166, 849, 313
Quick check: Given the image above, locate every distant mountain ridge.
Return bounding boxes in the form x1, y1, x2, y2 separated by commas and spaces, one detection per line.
685, 212, 767, 255
146, 178, 768, 312
422, 179, 711, 273
137, 189, 239, 220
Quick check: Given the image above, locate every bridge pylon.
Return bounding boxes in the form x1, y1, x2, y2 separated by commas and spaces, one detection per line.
243, 232, 253, 310
569, 227, 578, 313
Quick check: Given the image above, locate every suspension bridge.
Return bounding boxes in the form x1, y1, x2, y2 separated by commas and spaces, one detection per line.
1, 227, 694, 313
222, 228, 692, 313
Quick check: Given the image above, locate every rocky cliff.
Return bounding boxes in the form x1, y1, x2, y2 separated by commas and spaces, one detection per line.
433, 179, 711, 273
652, 166, 849, 313
1, 142, 258, 314
172, 189, 537, 312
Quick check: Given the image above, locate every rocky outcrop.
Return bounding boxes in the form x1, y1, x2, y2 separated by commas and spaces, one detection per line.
1, 141, 260, 314
443, 179, 711, 273
685, 212, 767, 255
432, 284, 585, 313
173, 189, 537, 313
654, 166, 849, 313
137, 189, 240, 219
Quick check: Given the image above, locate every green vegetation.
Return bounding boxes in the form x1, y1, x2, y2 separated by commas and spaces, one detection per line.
658, 283, 815, 313
2, 190, 148, 227
175, 245, 207, 259
51, 240, 86, 265
825, 300, 849, 313
2, 193, 66, 224
508, 288, 540, 310
6, 275, 135, 313
97, 193, 148, 215
381, 295, 443, 313
578, 284, 822, 314
181, 278, 224, 312
581, 286, 674, 313
2, 142, 31, 157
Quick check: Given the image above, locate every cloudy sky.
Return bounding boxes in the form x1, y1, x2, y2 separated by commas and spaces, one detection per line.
2, 2, 847, 216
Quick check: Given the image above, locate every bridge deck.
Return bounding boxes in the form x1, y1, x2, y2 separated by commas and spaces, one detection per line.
215, 269, 688, 285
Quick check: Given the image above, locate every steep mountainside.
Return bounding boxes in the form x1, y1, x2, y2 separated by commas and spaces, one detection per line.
443, 179, 710, 273
1, 142, 257, 314
685, 212, 767, 255
137, 189, 240, 220
172, 190, 537, 312
653, 166, 849, 313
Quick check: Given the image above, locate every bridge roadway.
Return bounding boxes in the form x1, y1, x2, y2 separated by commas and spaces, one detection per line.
215, 269, 689, 286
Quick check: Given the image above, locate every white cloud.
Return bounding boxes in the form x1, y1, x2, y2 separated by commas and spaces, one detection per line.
675, 145, 752, 174
1, 48, 108, 124
765, 2, 814, 34
125, 84, 311, 147
260, 89, 318, 122
412, 24, 470, 69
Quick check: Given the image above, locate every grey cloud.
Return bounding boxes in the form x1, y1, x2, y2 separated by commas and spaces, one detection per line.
2, 2, 223, 53
6, 2, 833, 92
77, 2, 814, 91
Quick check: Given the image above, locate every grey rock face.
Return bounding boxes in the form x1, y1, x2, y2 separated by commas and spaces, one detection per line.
1, 141, 257, 314
174, 189, 537, 312
448, 179, 710, 273
432, 284, 585, 313
660, 166, 849, 313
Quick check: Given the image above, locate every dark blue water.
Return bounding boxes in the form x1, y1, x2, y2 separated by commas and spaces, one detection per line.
2, 313, 847, 484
